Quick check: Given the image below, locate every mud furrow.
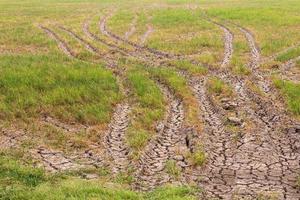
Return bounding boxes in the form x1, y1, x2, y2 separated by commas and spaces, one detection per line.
99, 14, 181, 60
41, 115, 89, 133
0, 128, 27, 150
56, 28, 132, 174
104, 103, 131, 173
239, 27, 260, 69
140, 24, 154, 45
262, 42, 300, 63
134, 84, 184, 190
209, 21, 233, 68
83, 20, 129, 57
184, 20, 300, 198
39, 25, 75, 57
41, 25, 132, 175
58, 26, 104, 56
124, 15, 137, 40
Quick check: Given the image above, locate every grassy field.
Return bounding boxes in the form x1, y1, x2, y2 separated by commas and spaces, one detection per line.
1, 0, 300, 199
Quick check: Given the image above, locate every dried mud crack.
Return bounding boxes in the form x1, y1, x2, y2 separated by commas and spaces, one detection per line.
134, 83, 184, 191
194, 21, 300, 199
104, 103, 131, 174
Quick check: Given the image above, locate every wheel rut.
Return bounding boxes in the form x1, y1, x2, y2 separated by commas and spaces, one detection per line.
134, 83, 184, 191
140, 24, 154, 45
39, 25, 75, 57
124, 14, 137, 40
40, 24, 133, 175
99, 13, 182, 60
198, 21, 300, 199
104, 103, 131, 173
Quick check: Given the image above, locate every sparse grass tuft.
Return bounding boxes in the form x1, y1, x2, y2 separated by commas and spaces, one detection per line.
207, 77, 233, 98
165, 160, 181, 179
274, 79, 300, 115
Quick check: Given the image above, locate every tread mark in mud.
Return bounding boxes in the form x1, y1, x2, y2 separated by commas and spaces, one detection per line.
134, 84, 184, 190
104, 103, 131, 173
124, 14, 137, 40
39, 25, 75, 57
140, 24, 154, 45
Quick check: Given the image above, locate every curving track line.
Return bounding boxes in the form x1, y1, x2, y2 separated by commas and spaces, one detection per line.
134, 83, 184, 190
124, 14, 137, 40
99, 13, 182, 60
40, 25, 133, 174
104, 103, 131, 173
140, 24, 154, 45
39, 25, 75, 57
200, 21, 300, 199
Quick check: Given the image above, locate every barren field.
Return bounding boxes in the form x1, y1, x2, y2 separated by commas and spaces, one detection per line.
1, 0, 300, 199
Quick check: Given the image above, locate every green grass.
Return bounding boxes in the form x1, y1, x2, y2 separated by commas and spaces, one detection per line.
165, 160, 181, 179
276, 46, 300, 62
0, 55, 121, 125
274, 79, 300, 115
170, 60, 207, 76
207, 77, 233, 98
0, 154, 199, 200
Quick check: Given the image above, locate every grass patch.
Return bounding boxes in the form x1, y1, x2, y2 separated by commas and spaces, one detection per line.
276, 46, 300, 62
274, 79, 300, 115
0, 55, 121, 125
170, 60, 207, 76
0, 154, 199, 200
207, 77, 233, 98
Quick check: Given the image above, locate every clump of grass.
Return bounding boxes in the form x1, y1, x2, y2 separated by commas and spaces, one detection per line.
232, 64, 251, 76
296, 175, 300, 188
207, 77, 233, 98
127, 129, 151, 152
170, 60, 207, 76
187, 143, 207, 167
189, 150, 206, 167
274, 79, 300, 115
165, 160, 181, 179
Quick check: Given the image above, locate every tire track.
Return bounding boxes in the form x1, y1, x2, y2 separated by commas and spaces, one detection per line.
140, 24, 154, 45
262, 42, 300, 64
124, 14, 137, 40
83, 19, 130, 57
41, 115, 89, 133
134, 83, 184, 190
40, 25, 133, 174
58, 26, 105, 57
202, 22, 300, 199
207, 20, 233, 68
104, 103, 131, 173
0, 128, 27, 150
39, 25, 75, 57
99, 13, 182, 60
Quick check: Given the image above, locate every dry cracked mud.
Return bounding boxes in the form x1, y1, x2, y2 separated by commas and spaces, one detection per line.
134, 83, 185, 191
104, 103, 131, 174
